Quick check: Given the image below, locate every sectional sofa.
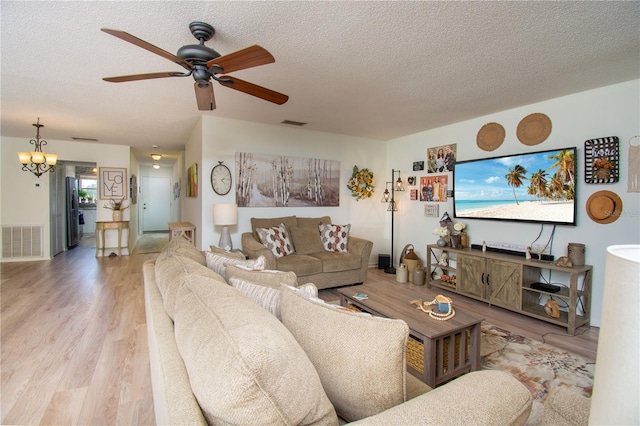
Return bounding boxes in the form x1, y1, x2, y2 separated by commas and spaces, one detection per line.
142, 236, 533, 424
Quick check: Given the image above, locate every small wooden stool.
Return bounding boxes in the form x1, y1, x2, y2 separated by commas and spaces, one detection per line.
169, 222, 196, 245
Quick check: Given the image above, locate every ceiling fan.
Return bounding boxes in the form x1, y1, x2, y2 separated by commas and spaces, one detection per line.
101, 21, 289, 110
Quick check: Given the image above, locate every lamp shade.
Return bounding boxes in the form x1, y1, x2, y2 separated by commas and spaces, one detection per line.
213, 203, 238, 226
590, 245, 639, 424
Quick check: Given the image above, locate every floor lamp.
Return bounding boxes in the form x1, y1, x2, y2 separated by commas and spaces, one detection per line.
213, 203, 238, 251
382, 169, 404, 274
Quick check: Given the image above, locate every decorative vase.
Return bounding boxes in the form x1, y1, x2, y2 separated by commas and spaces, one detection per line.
450, 234, 461, 249
437, 236, 447, 247
413, 268, 425, 286
396, 264, 408, 283
112, 210, 122, 222
460, 232, 469, 248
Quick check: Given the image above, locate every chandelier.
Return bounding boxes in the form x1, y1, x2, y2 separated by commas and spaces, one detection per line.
17, 118, 58, 178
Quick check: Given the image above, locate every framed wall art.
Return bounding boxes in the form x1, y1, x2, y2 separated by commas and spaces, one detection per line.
129, 174, 138, 204
187, 163, 198, 197
419, 175, 448, 202
427, 144, 457, 173
99, 167, 127, 200
585, 136, 619, 184
236, 152, 340, 207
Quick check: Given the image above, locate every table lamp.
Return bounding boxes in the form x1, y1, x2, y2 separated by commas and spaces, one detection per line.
213, 203, 238, 251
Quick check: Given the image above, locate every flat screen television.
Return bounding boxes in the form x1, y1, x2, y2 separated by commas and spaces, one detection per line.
453, 147, 577, 226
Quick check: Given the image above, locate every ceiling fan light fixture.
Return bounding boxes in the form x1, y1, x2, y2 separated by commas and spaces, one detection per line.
151, 154, 162, 161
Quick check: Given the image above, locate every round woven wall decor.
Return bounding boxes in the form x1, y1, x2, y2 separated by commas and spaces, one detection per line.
477, 122, 506, 151
517, 113, 552, 146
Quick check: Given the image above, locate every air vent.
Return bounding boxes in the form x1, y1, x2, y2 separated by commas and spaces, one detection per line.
281, 120, 307, 127
2, 225, 43, 259
71, 137, 99, 141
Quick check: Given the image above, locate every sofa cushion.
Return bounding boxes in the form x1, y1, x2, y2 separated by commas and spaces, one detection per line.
276, 254, 323, 276
280, 286, 408, 422
205, 251, 265, 280
154, 254, 224, 320
156, 235, 206, 265
319, 223, 351, 252
257, 223, 296, 258
311, 251, 362, 273
229, 278, 317, 319
251, 216, 297, 240
225, 264, 298, 289
173, 275, 338, 426
290, 226, 325, 255
296, 216, 332, 229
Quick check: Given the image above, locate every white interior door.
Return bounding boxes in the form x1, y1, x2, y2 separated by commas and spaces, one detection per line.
141, 176, 171, 232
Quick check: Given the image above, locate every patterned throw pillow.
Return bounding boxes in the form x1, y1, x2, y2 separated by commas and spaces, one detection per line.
318, 223, 351, 252
256, 223, 296, 258
229, 279, 317, 320
205, 251, 265, 280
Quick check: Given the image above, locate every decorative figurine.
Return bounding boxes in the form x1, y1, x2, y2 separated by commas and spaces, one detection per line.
526, 246, 532, 260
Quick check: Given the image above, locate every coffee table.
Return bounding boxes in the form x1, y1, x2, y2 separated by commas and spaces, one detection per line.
337, 281, 484, 388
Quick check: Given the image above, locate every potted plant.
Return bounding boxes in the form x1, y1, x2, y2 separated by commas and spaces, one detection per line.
78, 189, 88, 203
104, 197, 129, 222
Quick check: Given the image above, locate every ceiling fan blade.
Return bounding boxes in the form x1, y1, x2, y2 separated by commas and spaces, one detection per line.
206, 45, 275, 73
103, 71, 187, 83
194, 83, 216, 111
218, 76, 288, 105
101, 28, 192, 70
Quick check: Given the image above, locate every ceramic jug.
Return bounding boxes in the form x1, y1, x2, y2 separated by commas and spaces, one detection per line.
396, 264, 408, 283
413, 267, 425, 285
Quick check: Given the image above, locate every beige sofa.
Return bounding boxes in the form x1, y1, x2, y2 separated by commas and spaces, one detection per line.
241, 216, 373, 289
143, 236, 533, 425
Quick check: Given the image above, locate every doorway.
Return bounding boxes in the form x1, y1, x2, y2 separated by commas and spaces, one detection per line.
141, 176, 171, 232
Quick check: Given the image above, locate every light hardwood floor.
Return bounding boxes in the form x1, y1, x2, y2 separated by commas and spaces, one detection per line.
1, 239, 598, 424
1, 237, 156, 425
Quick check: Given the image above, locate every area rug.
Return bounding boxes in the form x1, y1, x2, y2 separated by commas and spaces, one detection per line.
480, 322, 594, 425
133, 233, 170, 254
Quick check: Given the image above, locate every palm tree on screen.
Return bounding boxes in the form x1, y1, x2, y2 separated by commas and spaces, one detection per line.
505, 164, 528, 205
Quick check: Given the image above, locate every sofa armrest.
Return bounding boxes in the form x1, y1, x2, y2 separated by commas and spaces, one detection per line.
348, 235, 374, 271
241, 232, 277, 269
351, 370, 532, 426
541, 388, 590, 426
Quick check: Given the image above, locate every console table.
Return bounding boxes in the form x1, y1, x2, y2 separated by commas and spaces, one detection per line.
426, 245, 592, 334
95, 221, 129, 257
169, 222, 196, 245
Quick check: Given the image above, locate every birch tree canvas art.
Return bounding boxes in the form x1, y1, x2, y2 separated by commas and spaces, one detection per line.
236, 152, 340, 207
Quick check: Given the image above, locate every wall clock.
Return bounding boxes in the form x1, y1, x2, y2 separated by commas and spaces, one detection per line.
211, 161, 232, 195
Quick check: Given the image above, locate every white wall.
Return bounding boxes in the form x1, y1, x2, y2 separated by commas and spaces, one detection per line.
1, 137, 132, 258
385, 80, 640, 326
187, 116, 387, 264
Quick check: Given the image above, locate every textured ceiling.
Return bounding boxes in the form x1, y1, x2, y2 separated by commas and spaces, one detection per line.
2, 1, 639, 164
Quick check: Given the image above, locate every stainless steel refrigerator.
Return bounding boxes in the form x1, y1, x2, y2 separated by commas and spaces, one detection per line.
66, 177, 79, 248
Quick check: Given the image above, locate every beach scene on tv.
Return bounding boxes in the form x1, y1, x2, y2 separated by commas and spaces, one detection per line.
453, 148, 575, 224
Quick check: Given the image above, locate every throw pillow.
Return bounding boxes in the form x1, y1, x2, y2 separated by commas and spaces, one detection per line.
229, 278, 317, 319
280, 285, 408, 422
205, 251, 265, 280
225, 264, 298, 289
290, 226, 325, 255
256, 223, 296, 258
318, 223, 351, 252
173, 275, 338, 425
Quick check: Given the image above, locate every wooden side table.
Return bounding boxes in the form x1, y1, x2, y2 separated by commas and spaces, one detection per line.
169, 222, 196, 245
95, 221, 130, 257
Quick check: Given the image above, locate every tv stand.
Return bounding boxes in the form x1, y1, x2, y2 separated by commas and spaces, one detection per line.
426, 245, 592, 335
